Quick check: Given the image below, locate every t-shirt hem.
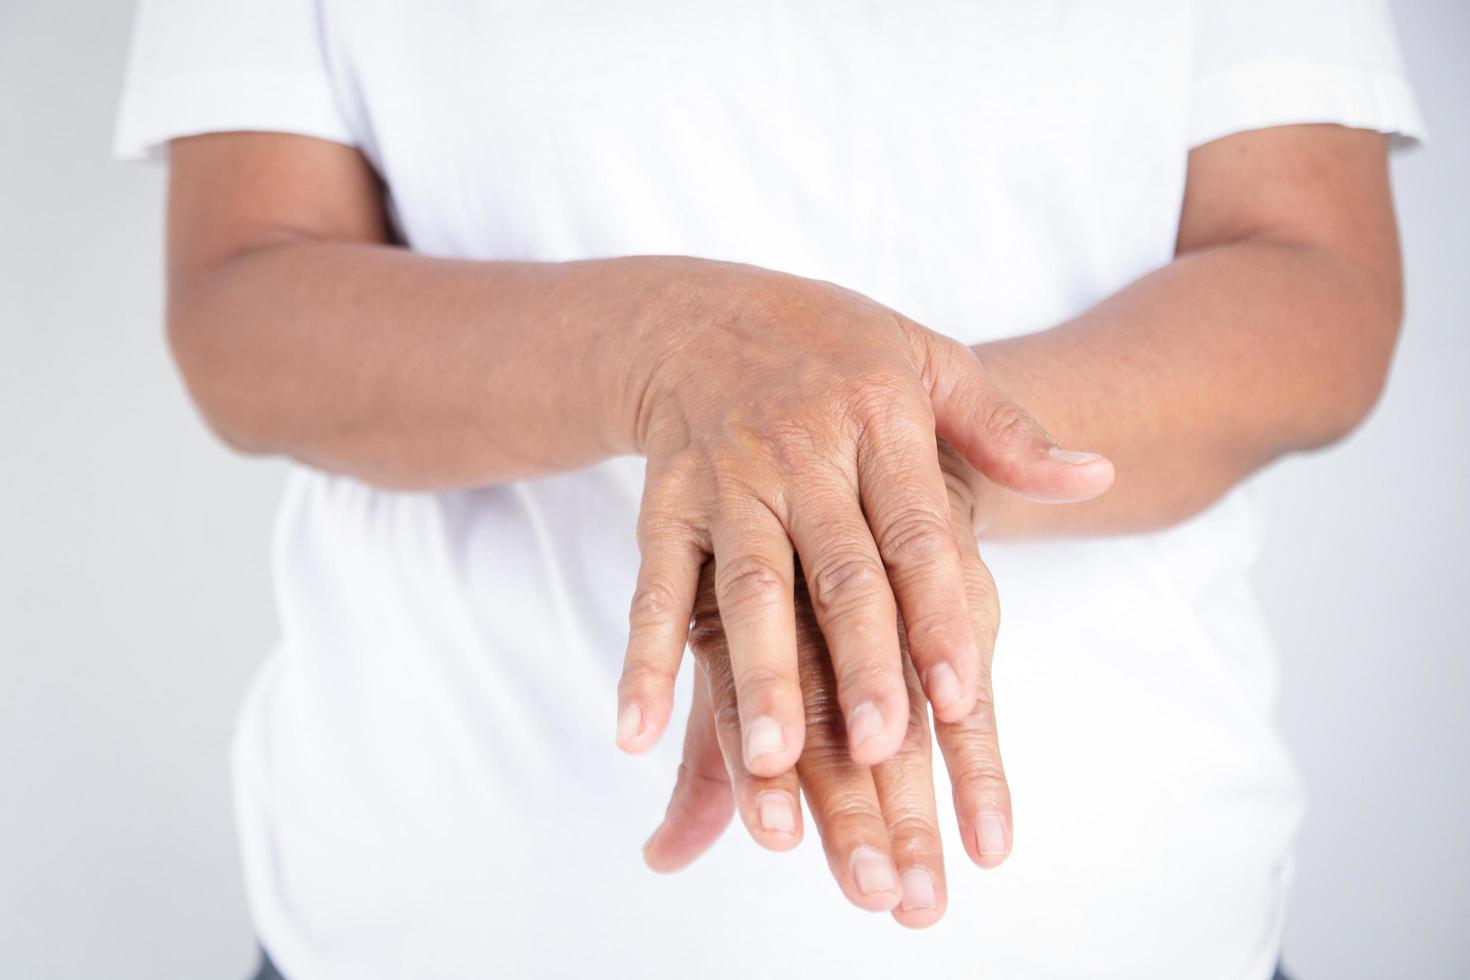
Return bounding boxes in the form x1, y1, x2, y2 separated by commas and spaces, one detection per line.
1188, 62, 1427, 150
113, 67, 355, 162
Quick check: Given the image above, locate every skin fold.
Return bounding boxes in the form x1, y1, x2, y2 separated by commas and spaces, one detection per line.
165, 123, 1402, 924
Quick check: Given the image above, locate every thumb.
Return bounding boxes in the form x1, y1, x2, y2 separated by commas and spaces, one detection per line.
926, 337, 1114, 503
641, 676, 735, 873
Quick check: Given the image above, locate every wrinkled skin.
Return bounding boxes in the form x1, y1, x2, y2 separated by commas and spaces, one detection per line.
616, 269, 1113, 778
643, 443, 1014, 928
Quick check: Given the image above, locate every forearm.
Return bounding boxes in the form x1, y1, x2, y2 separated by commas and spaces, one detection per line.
979, 237, 1400, 537
169, 247, 720, 490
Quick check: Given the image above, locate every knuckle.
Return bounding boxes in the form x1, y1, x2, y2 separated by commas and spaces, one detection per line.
644, 451, 699, 501
734, 661, 797, 700
676, 760, 729, 797
982, 400, 1033, 446
845, 367, 913, 404
904, 610, 969, 658
889, 837, 940, 870
887, 813, 941, 848
705, 450, 770, 503
715, 555, 789, 614
704, 430, 780, 485
833, 658, 902, 701
617, 658, 676, 702
672, 765, 730, 826
910, 326, 953, 390
955, 755, 1008, 795
628, 581, 683, 629
822, 790, 883, 829
962, 693, 999, 733
877, 511, 952, 570
636, 506, 705, 552
620, 655, 676, 686
842, 372, 920, 432
764, 416, 827, 468
807, 554, 889, 622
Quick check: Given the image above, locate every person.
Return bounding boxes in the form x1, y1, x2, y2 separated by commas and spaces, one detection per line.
116, 1, 1423, 977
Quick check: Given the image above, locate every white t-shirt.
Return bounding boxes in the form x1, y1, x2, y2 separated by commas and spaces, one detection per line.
117, 3, 1423, 978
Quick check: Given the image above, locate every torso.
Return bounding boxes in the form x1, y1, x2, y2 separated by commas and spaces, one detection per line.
238, 4, 1304, 977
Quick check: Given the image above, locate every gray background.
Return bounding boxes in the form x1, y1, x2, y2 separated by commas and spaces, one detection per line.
1, 1, 1466, 977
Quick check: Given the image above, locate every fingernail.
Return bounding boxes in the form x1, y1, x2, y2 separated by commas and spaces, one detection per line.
1048, 447, 1103, 465
848, 702, 884, 749
757, 792, 797, 834
978, 813, 1009, 859
616, 703, 642, 746
899, 868, 937, 911
851, 846, 898, 895
745, 715, 786, 763
925, 662, 964, 713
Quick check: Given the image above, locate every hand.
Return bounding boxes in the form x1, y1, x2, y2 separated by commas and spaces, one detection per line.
641, 443, 1023, 927
616, 264, 1113, 777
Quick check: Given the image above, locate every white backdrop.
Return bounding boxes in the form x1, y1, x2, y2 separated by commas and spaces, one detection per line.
1, 1, 1466, 977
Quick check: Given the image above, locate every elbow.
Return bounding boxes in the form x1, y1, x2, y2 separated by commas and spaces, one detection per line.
1305, 284, 1404, 450
1332, 340, 1398, 444
165, 297, 273, 457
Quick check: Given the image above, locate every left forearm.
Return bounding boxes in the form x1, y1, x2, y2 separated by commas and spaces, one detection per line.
977, 236, 1400, 537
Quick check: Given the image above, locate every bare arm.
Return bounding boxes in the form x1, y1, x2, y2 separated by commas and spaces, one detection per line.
972, 124, 1403, 536
166, 130, 1111, 774
650, 127, 1409, 915
165, 132, 722, 489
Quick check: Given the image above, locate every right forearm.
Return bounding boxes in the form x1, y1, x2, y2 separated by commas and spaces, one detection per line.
169, 245, 723, 489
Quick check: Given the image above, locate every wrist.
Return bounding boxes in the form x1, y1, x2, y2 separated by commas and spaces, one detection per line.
616, 256, 788, 455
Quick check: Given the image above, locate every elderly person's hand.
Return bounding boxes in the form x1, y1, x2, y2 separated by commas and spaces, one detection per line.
641, 442, 1042, 926
616, 267, 1113, 777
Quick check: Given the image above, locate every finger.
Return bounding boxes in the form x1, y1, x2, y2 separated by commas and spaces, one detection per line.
793, 614, 904, 913
855, 399, 981, 724
935, 495, 1013, 869
710, 501, 804, 777
869, 654, 948, 927
785, 467, 908, 767
689, 600, 804, 852
937, 692, 1012, 868
617, 471, 707, 753
642, 673, 738, 873
925, 335, 1115, 503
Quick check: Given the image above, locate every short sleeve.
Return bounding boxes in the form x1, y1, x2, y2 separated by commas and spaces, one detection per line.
113, 0, 354, 161
1189, 0, 1426, 149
